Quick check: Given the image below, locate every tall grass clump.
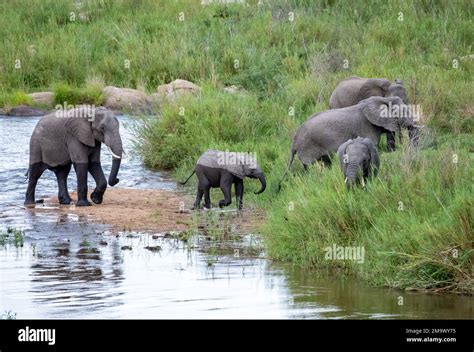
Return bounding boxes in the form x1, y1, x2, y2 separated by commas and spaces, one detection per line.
264, 143, 473, 293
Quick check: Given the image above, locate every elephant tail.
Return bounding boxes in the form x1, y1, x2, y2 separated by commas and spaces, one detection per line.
178, 170, 196, 186
277, 149, 297, 192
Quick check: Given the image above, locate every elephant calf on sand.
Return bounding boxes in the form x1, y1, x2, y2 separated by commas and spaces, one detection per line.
25, 107, 123, 207
180, 149, 266, 210
329, 76, 409, 151
337, 137, 380, 188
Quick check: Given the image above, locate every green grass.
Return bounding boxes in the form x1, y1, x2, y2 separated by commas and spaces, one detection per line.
265, 143, 473, 293
53, 82, 104, 106
1, 0, 472, 293
0, 90, 33, 110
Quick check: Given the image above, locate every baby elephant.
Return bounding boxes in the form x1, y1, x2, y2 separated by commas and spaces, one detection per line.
337, 137, 380, 188
180, 149, 266, 210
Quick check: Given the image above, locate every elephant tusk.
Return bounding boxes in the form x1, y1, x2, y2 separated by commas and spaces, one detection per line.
344, 177, 348, 184
107, 145, 121, 159
361, 178, 365, 187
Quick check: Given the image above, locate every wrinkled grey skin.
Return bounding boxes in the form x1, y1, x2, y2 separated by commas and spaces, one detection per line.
337, 137, 380, 188
180, 150, 266, 210
278, 96, 416, 190
25, 107, 123, 207
329, 77, 408, 151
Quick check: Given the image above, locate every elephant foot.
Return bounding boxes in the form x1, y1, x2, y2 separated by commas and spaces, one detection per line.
59, 196, 73, 205
91, 191, 104, 204
218, 200, 231, 208
24, 200, 36, 208
76, 199, 91, 206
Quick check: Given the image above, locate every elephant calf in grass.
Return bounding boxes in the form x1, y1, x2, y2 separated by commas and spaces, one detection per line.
25, 107, 123, 207
337, 137, 380, 188
180, 149, 266, 210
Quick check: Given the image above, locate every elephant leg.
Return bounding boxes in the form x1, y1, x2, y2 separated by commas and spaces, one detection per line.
235, 179, 244, 210
193, 188, 204, 210
73, 163, 91, 206
303, 164, 308, 171
320, 155, 332, 168
24, 162, 47, 206
386, 131, 396, 152
88, 162, 107, 204
54, 164, 72, 204
219, 178, 232, 208
203, 186, 212, 209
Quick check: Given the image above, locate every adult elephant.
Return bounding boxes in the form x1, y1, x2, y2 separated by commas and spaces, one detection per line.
278, 96, 416, 189
329, 77, 409, 151
24, 106, 123, 207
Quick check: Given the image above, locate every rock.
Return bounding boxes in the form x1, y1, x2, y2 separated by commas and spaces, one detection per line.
0, 108, 6, 116
155, 79, 201, 103
8, 105, 47, 117
103, 86, 152, 114
27, 91, 54, 107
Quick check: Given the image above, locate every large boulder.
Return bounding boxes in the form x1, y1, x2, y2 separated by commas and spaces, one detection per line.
27, 91, 54, 107
8, 105, 47, 117
154, 79, 201, 103
103, 86, 152, 114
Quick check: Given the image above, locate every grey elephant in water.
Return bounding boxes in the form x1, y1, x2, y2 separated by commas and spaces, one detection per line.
278, 96, 416, 189
337, 137, 380, 188
25, 106, 123, 207
180, 149, 266, 210
329, 77, 409, 151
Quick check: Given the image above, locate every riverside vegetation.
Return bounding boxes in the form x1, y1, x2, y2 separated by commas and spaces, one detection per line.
0, 0, 472, 294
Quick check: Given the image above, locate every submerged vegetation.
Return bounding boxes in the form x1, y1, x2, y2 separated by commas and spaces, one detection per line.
0, 227, 25, 248
0, 0, 472, 293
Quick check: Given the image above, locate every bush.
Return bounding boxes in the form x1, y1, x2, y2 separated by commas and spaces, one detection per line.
53, 83, 103, 106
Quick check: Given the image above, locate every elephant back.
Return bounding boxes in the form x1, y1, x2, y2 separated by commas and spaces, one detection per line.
196, 149, 246, 179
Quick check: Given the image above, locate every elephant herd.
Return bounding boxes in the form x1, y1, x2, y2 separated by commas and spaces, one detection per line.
24, 76, 420, 209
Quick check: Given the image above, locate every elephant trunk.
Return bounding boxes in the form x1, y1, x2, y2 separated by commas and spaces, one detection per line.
105, 133, 123, 187
345, 162, 360, 188
254, 173, 267, 195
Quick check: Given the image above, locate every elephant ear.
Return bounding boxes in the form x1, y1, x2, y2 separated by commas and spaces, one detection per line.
358, 78, 391, 100
362, 96, 400, 132
360, 138, 380, 173
65, 113, 95, 147
337, 139, 353, 169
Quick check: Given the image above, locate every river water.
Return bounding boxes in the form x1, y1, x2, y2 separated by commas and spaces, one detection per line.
0, 115, 472, 319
